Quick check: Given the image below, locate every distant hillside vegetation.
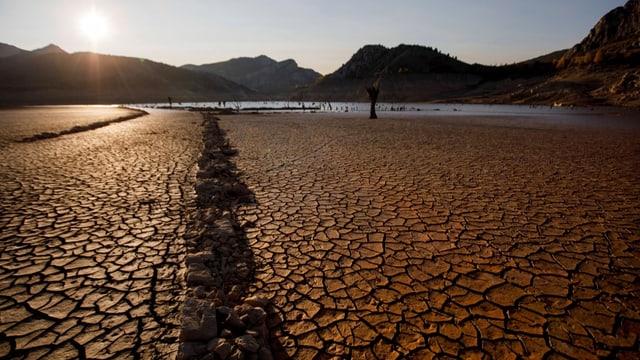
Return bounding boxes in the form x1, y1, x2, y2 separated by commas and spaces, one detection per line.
183, 55, 321, 98
0, 46, 254, 105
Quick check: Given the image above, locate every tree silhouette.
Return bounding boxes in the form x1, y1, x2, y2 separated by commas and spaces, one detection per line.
366, 79, 380, 119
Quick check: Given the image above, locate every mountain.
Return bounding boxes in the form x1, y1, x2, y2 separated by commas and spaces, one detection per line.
330, 44, 471, 79
31, 44, 68, 56
183, 55, 321, 97
2, 1, 637, 107
302, 0, 639, 106
299, 44, 557, 102
480, 0, 640, 107
0, 45, 254, 105
561, 0, 640, 65
0, 42, 27, 58
299, 44, 478, 101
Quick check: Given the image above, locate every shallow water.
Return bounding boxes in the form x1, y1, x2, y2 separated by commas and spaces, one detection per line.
134, 101, 640, 131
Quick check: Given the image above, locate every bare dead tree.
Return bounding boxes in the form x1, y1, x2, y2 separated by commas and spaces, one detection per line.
366, 79, 380, 119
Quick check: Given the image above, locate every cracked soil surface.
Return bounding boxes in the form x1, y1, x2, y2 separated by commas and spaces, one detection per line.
220, 111, 640, 359
0, 108, 201, 359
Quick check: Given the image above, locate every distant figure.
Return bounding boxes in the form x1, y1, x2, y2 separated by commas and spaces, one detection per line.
168, 96, 173, 109
366, 80, 380, 119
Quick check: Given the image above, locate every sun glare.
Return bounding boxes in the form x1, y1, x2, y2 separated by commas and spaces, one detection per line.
79, 10, 109, 42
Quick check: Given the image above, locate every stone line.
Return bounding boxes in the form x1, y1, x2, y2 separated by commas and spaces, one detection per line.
19, 109, 149, 143
220, 113, 640, 359
0, 109, 202, 359
178, 113, 273, 360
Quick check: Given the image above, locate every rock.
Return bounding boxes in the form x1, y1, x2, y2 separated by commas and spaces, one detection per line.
245, 329, 260, 338
244, 296, 269, 308
186, 263, 216, 287
225, 311, 246, 331
185, 252, 215, 265
216, 306, 233, 319
193, 286, 207, 298
235, 262, 251, 278
250, 323, 269, 342
235, 335, 260, 353
178, 342, 207, 360
258, 346, 275, 360
180, 298, 218, 342
217, 306, 245, 332
207, 338, 232, 359
227, 285, 243, 302
228, 347, 245, 360
245, 353, 259, 360
220, 329, 234, 338
201, 312, 218, 340
240, 307, 266, 327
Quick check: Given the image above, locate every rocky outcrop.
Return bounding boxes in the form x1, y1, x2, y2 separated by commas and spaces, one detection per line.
561, 0, 640, 64
566, 0, 640, 58
511, 0, 640, 106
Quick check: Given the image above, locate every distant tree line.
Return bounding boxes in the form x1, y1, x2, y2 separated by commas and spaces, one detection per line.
470, 61, 557, 81
554, 48, 640, 69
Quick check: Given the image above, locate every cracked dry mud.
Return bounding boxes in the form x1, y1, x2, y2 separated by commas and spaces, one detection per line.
220, 112, 640, 359
0, 109, 201, 359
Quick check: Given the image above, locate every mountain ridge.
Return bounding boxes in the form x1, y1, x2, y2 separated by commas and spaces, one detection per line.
182, 55, 321, 97
0, 48, 255, 105
0, 42, 27, 58
1, 0, 638, 106
299, 43, 560, 102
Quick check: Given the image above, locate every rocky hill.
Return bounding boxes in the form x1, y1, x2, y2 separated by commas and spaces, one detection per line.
330, 44, 471, 79
183, 55, 321, 98
299, 44, 558, 102
301, 0, 639, 106
0, 44, 254, 105
478, 0, 640, 106
561, 0, 640, 64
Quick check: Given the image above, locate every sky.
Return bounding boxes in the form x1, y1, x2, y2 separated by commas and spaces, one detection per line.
0, 0, 628, 75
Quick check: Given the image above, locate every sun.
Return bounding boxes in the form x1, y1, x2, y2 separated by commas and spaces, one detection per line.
79, 9, 109, 42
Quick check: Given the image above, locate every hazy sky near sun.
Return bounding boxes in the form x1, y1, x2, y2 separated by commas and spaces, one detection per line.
0, 0, 628, 74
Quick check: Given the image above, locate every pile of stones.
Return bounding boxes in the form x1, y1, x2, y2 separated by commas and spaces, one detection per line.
179, 295, 272, 360
179, 113, 271, 360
